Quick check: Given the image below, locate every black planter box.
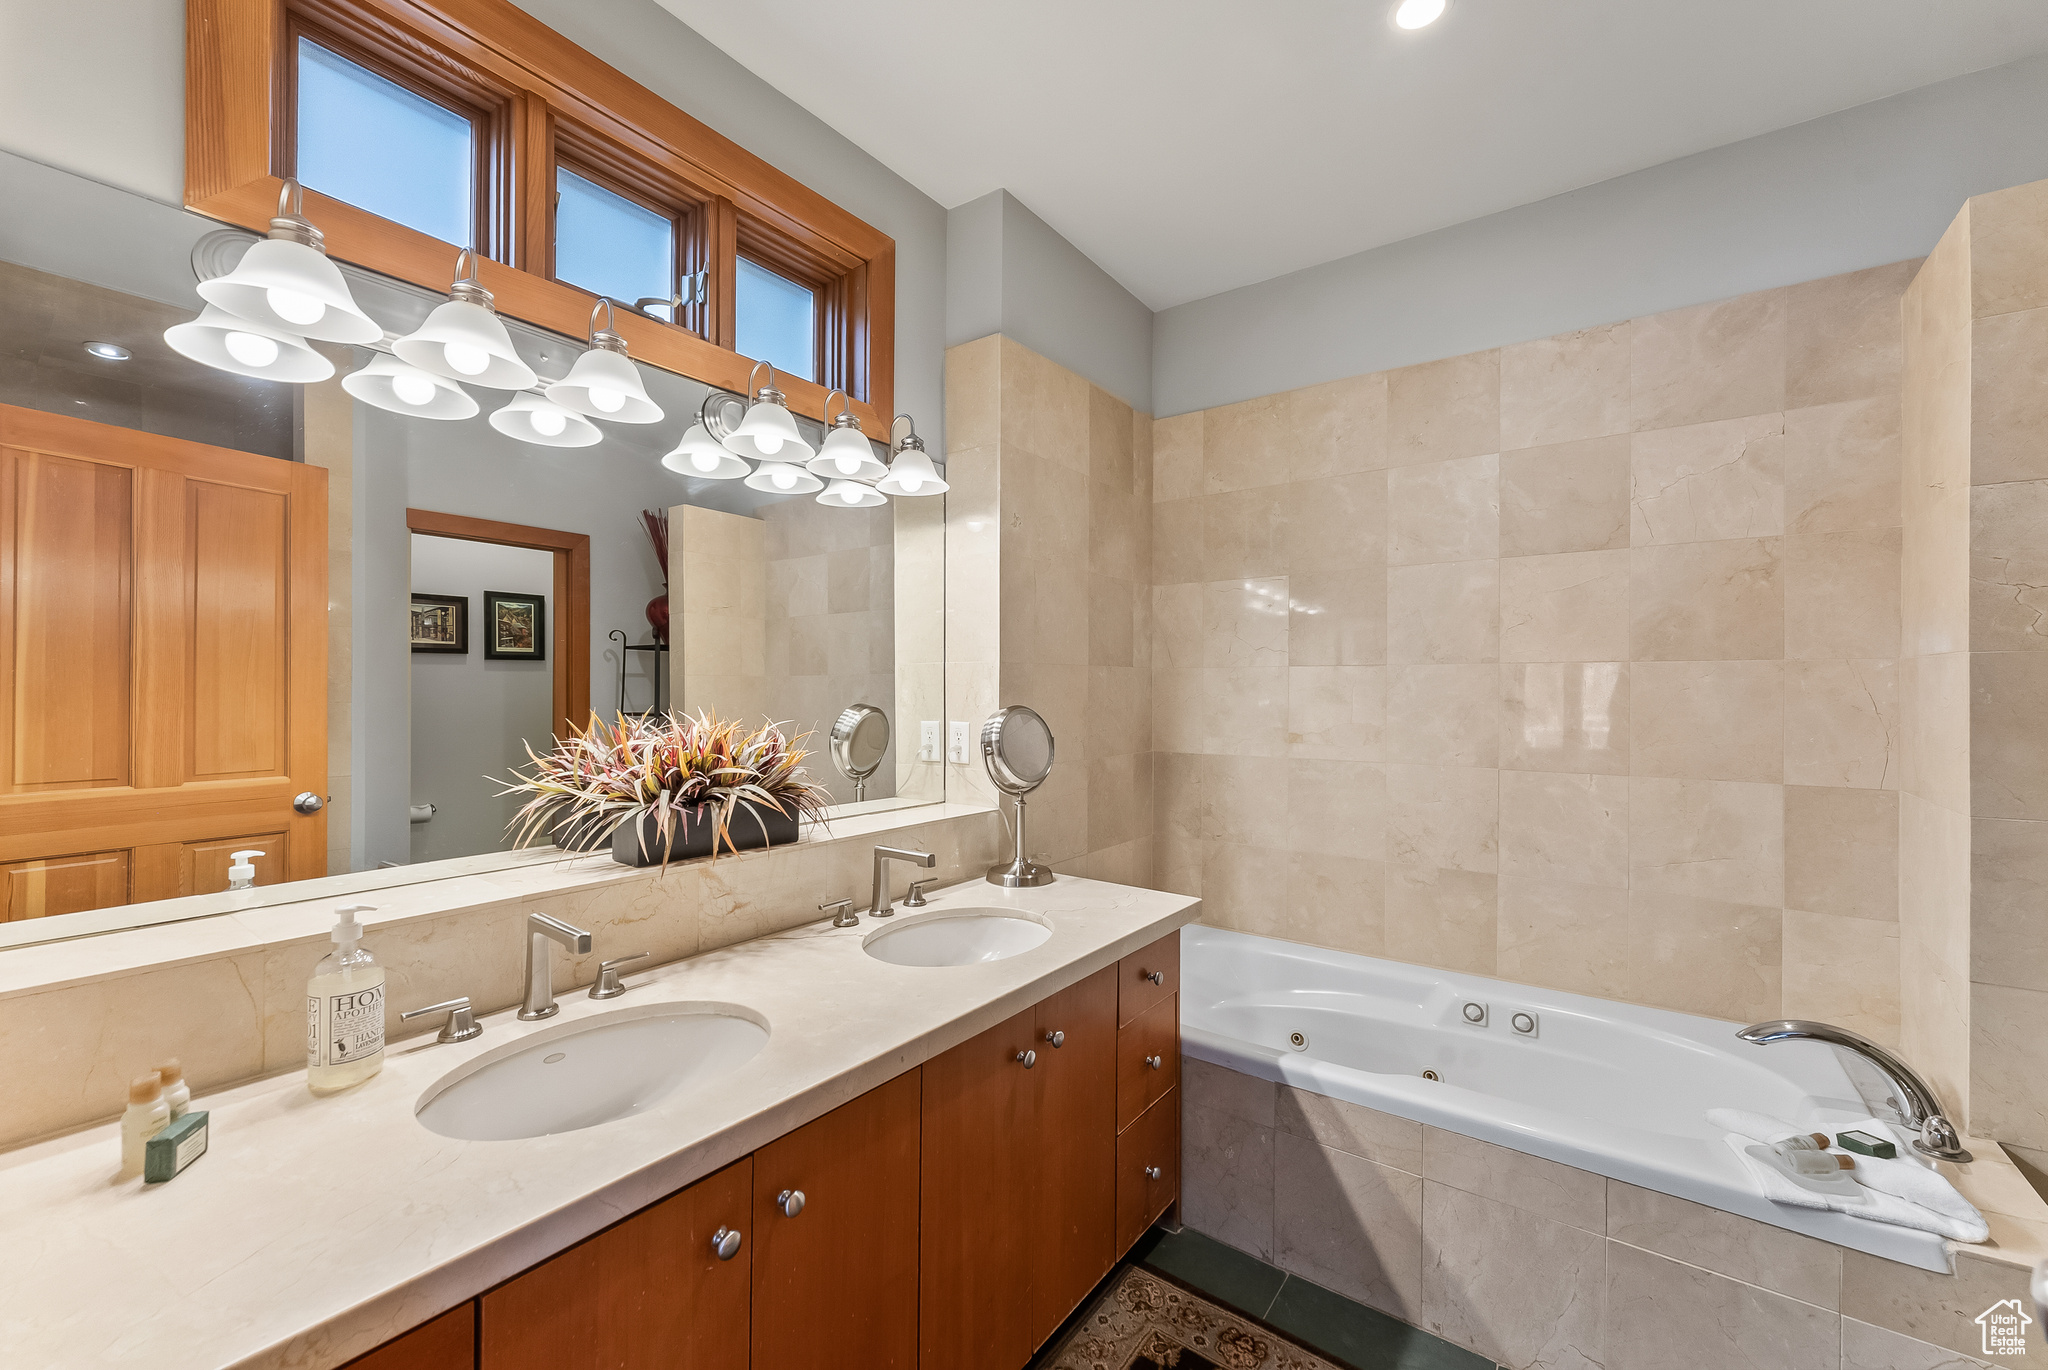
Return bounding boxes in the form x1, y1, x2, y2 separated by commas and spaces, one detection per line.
611, 801, 801, 866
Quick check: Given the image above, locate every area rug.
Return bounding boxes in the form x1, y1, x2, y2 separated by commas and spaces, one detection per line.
1039, 1266, 1340, 1370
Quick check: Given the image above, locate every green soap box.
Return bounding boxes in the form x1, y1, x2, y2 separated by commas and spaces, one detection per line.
144, 1110, 209, 1183
1836, 1129, 1896, 1159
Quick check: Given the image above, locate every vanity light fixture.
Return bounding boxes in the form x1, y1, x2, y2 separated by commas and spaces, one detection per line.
196, 179, 381, 344
164, 303, 335, 383
342, 352, 480, 420
490, 391, 601, 447
805, 391, 888, 481
722, 361, 815, 463
818, 477, 886, 508
874, 414, 948, 496
83, 342, 131, 361
549, 300, 664, 424
661, 395, 751, 478
1394, 0, 1446, 28
393, 249, 539, 391
742, 460, 824, 495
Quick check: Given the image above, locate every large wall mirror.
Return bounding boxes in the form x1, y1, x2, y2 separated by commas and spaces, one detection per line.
0, 244, 945, 951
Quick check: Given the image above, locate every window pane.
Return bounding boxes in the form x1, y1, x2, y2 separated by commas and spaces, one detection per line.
296, 38, 473, 246
555, 169, 676, 320
736, 257, 816, 384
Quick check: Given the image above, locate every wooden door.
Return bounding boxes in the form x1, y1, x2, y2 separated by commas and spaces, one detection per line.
0, 403, 327, 920
1033, 965, 1119, 1344
753, 1071, 920, 1370
478, 1157, 751, 1369
920, 1004, 1042, 1370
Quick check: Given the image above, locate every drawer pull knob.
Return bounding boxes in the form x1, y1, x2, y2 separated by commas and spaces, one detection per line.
1144, 1165, 1163, 1180
1045, 1029, 1065, 1048
711, 1226, 742, 1259
1145, 1054, 1163, 1070
1016, 1049, 1037, 1069
777, 1189, 805, 1218
1144, 969, 1165, 985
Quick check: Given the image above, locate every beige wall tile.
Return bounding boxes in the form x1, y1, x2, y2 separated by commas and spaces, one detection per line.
1089, 574, 1136, 668
1839, 1317, 1996, 1370
1498, 771, 1628, 888
1631, 288, 1788, 431
1152, 582, 1204, 668
1202, 577, 1290, 668
1384, 866, 1498, 973
1181, 1099, 1275, 1260
1630, 660, 1784, 783
1499, 548, 1630, 663
1625, 890, 1782, 1020
1783, 397, 1902, 536
1388, 349, 1501, 467
1630, 776, 1783, 905
1286, 758, 1389, 860
1423, 1125, 1606, 1231
1287, 664, 1387, 761
1200, 842, 1274, 936
1902, 650, 1971, 813
1151, 497, 1205, 586
1973, 651, 2048, 820
1283, 851, 1387, 956
1286, 371, 1390, 482
1202, 485, 1291, 580
1289, 564, 1389, 667
1786, 528, 1902, 660
1421, 1181, 1606, 1370
1276, 1086, 1424, 1172
1496, 876, 1629, 995
1387, 663, 1499, 767
1184, 1056, 1276, 1125
1898, 792, 1972, 1114
1087, 751, 1149, 853
1630, 538, 1783, 662
1784, 658, 1899, 790
1972, 307, 2048, 485
1500, 321, 1632, 450
1389, 454, 1500, 565
1630, 413, 1785, 546
1387, 763, 1498, 872
1388, 560, 1498, 664
1204, 390, 1297, 495
944, 334, 999, 450
1274, 1130, 1425, 1321
1970, 479, 2048, 651
1609, 1179, 1842, 1308
1971, 178, 2048, 318
998, 338, 1089, 468
1786, 258, 1917, 409
1604, 1243, 1837, 1370
1783, 907, 1901, 1046
1500, 434, 1633, 557
1971, 982, 2048, 1148
1972, 818, 2048, 994
1843, 1245, 2047, 1360
1786, 785, 1899, 921
1283, 469, 1389, 571
1151, 412, 1202, 503
1501, 661, 1629, 775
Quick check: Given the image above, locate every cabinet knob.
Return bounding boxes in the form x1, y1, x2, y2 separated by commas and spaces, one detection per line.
1145, 1054, 1163, 1070
1144, 1165, 1163, 1181
776, 1189, 805, 1218
1016, 1049, 1037, 1069
1143, 969, 1165, 986
711, 1226, 743, 1260
1044, 1029, 1065, 1048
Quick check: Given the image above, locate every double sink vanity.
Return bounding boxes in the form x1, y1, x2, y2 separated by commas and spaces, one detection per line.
0, 866, 1198, 1370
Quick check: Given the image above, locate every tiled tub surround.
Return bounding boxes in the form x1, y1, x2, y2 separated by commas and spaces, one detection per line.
0, 875, 1199, 1369
1151, 258, 1918, 1042
1181, 1054, 2048, 1370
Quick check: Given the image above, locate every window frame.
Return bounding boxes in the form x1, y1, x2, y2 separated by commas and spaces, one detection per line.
186, 0, 895, 428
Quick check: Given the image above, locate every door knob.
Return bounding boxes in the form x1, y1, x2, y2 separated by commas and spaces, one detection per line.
1044, 1029, 1065, 1048
1143, 969, 1164, 985
1016, 1049, 1036, 1069
776, 1189, 805, 1218
1144, 1165, 1162, 1180
1145, 1054, 1163, 1070
293, 791, 325, 814
711, 1226, 743, 1260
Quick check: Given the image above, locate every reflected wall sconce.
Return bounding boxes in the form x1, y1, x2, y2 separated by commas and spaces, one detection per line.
818, 477, 886, 508
490, 391, 601, 447
549, 299, 663, 423
875, 414, 948, 496
164, 303, 335, 383
393, 249, 538, 391
742, 460, 824, 494
342, 352, 479, 420
196, 180, 380, 344
806, 390, 887, 482
722, 361, 815, 463
661, 394, 751, 478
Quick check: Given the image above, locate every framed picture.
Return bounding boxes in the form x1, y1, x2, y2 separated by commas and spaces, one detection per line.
484, 591, 547, 661
409, 594, 468, 653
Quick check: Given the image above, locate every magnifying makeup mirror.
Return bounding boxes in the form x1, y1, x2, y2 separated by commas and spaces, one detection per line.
981, 705, 1056, 887
830, 703, 891, 802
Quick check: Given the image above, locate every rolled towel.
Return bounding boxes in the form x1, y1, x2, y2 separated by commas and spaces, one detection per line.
1707, 1109, 1990, 1243
1706, 1107, 1806, 1144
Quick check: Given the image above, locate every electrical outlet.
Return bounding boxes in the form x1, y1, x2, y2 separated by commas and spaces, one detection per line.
948, 721, 971, 765
919, 720, 940, 763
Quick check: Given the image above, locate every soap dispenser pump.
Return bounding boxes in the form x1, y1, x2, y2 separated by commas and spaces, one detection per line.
306, 904, 385, 1094
226, 849, 264, 893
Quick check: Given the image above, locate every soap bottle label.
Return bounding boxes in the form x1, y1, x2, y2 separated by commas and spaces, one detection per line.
308, 984, 385, 1066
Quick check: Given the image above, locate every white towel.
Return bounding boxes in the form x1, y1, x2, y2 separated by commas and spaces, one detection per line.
1707, 1110, 1989, 1244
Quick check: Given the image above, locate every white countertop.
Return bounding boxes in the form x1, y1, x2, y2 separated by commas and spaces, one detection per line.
0, 877, 1199, 1370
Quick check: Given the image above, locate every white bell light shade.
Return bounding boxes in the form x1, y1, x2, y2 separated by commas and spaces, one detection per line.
164, 304, 334, 383
342, 353, 478, 420
875, 444, 948, 497
806, 423, 887, 481
396, 298, 536, 391
818, 477, 886, 508
661, 423, 749, 479
198, 238, 380, 345
742, 461, 824, 495
551, 342, 662, 424
489, 392, 600, 447
724, 388, 813, 462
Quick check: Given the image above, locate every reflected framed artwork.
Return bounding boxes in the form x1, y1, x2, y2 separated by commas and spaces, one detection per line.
484, 591, 547, 661
410, 593, 468, 653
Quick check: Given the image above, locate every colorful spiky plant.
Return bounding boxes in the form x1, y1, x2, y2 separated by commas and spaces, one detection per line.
499, 711, 832, 864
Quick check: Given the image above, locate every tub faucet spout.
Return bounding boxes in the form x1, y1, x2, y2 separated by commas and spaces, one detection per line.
1736, 1019, 1972, 1163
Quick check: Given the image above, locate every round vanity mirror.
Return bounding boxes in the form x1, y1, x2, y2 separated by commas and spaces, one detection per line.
981, 705, 1056, 887
829, 703, 891, 801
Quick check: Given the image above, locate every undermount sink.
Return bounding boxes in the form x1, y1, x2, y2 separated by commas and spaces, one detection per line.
415, 1004, 769, 1142
862, 908, 1052, 967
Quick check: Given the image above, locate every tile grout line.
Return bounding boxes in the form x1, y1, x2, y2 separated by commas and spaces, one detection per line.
1261, 1271, 1289, 1320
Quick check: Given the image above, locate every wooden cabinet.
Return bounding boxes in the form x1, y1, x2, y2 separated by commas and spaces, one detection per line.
1117, 991, 1181, 1130
1118, 1088, 1180, 1253
1118, 930, 1180, 1027
753, 1070, 921, 1370
478, 1158, 751, 1370
343, 1306, 473, 1370
1031, 966, 1119, 1336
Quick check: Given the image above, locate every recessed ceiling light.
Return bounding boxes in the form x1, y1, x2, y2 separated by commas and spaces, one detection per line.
84, 342, 131, 361
1395, 0, 1446, 29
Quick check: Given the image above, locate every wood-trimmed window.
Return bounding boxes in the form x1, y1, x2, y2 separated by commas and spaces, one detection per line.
186, 0, 895, 428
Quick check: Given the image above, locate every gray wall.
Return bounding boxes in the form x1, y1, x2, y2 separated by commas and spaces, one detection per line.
408, 536, 557, 864
1152, 53, 2048, 416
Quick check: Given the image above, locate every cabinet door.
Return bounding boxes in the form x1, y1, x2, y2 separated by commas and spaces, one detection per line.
1032, 965, 1118, 1342
479, 1158, 751, 1370
1117, 992, 1180, 1130
344, 1305, 473, 1370
1117, 1087, 1180, 1253
753, 1070, 920, 1370
920, 1004, 1042, 1370
1118, 929, 1180, 1027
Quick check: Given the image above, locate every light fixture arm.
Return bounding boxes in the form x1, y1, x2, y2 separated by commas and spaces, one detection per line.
747, 359, 778, 398
824, 389, 857, 429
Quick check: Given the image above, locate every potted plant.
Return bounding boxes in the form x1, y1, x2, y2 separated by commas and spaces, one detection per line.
500, 711, 831, 866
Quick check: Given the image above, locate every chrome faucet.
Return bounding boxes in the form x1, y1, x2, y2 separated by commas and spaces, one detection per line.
1737, 1019, 1972, 1162
869, 846, 934, 918
519, 912, 593, 1020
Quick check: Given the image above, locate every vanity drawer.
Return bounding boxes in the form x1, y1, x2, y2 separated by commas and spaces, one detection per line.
1116, 1087, 1179, 1253
1116, 993, 1178, 1131
1118, 930, 1180, 1027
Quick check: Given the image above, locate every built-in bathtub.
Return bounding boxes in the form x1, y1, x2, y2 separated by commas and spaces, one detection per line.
1180, 925, 1952, 1272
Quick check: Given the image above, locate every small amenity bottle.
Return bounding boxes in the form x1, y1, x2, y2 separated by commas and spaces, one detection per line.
157, 1058, 191, 1120
120, 1072, 169, 1178
1772, 1138, 1855, 1178
306, 905, 385, 1094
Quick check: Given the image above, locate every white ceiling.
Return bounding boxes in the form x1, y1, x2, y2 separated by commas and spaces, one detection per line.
653, 0, 2048, 310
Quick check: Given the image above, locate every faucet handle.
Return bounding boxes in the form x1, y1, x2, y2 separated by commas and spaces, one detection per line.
904, 880, 931, 907
588, 953, 648, 1000
401, 996, 482, 1044
821, 898, 858, 929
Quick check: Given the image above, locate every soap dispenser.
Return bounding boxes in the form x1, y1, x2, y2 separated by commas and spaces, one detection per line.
306, 905, 385, 1094
226, 849, 264, 893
